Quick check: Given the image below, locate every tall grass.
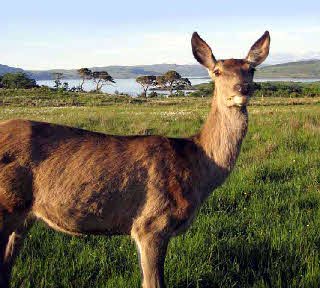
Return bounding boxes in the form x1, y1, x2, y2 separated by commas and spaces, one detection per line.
1, 96, 320, 287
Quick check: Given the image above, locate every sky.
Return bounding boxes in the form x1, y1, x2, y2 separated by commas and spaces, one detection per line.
1, 0, 319, 70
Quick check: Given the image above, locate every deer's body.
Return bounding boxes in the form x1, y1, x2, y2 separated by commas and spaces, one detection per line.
0, 99, 247, 235
0, 32, 270, 288
1, 119, 199, 236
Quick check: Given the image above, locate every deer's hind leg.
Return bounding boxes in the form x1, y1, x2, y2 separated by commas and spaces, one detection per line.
0, 209, 33, 288
0, 162, 33, 287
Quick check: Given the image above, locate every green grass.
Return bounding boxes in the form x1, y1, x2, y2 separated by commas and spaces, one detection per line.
1, 95, 320, 287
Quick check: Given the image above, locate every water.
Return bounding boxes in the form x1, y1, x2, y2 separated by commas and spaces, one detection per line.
37, 77, 320, 96
37, 78, 212, 96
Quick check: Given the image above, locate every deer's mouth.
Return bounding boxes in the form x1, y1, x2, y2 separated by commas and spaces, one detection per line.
233, 95, 249, 106
227, 95, 249, 107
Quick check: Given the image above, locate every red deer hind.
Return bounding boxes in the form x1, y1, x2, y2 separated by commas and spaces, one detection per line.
0, 31, 270, 288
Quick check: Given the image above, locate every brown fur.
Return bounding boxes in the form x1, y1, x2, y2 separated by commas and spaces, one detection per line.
0, 31, 270, 288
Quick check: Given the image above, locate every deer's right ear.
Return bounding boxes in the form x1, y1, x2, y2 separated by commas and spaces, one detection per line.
246, 31, 270, 67
191, 32, 217, 70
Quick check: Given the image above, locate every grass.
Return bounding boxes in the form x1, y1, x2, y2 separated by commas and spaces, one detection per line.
1, 94, 320, 287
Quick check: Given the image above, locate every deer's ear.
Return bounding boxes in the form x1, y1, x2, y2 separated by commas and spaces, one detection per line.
246, 31, 270, 67
191, 32, 216, 70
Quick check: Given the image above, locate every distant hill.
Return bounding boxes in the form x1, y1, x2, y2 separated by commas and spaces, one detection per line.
28, 69, 81, 81
1, 60, 320, 80
27, 64, 208, 80
0, 64, 26, 75
255, 60, 320, 79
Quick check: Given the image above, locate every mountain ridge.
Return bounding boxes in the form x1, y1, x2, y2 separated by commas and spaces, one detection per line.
1, 60, 320, 80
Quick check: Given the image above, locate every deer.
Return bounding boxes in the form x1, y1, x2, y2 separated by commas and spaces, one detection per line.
0, 31, 270, 288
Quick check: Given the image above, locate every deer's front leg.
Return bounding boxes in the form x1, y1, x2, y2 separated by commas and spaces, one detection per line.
132, 230, 169, 288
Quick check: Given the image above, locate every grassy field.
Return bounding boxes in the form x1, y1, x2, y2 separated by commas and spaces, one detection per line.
1, 94, 320, 287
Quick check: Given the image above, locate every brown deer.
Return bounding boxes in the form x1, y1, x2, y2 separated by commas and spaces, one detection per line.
0, 31, 270, 288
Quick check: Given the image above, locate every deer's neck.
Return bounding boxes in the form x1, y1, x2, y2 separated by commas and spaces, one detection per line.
196, 89, 248, 188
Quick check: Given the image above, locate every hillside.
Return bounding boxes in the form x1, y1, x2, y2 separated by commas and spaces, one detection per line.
27, 64, 208, 80
0, 64, 26, 75
1, 60, 320, 80
255, 60, 320, 78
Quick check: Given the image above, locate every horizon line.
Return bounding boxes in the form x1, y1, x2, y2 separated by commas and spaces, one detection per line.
1, 58, 320, 72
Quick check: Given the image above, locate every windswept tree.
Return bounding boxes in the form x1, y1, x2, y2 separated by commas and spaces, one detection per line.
164, 70, 191, 96
77, 68, 92, 91
92, 71, 115, 92
51, 72, 64, 88
136, 75, 156, 97
156, 71, 191, 96
164, 70, 181, 96
155, 75, 167, 88
175, 77, 192, 91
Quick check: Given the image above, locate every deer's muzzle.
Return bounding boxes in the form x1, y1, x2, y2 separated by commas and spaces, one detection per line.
233, 95, 249, 106
234, 83, 250, 96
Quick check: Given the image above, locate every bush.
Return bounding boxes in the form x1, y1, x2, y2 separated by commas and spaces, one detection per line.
173, 90, 185, 97
148, 91, 158, 98
188, 90, 205, 97
252, 82, 320, 98
192, 81, 320, 98
0, 72, 37, 89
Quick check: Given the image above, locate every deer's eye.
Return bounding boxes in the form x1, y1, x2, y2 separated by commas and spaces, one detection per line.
213, 70, 221, 77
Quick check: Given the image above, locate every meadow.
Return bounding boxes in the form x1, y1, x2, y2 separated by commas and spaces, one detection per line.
1, 92, 320, 287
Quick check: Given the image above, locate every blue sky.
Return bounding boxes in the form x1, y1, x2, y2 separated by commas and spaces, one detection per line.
1, 0, 319, 70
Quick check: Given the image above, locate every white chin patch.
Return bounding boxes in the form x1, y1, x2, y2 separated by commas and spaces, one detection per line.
233, 95, 248, 106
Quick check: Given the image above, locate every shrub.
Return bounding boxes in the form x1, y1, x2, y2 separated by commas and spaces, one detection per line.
1, 72, 37, 89
174, 90, 185, 97
148, 91, 158, 98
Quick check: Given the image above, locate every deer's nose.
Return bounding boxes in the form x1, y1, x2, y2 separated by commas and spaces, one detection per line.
234, 83, 249, 95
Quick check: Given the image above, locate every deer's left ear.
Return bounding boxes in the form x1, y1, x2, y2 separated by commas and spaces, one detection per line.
191, 32, 217, 70
246, 31, 270, 67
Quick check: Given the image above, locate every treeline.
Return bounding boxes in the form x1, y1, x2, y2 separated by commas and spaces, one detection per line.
0, 69, 116, 93
1, 70, 320, 99
254, 82, 320, 98
191, 81, 320, 98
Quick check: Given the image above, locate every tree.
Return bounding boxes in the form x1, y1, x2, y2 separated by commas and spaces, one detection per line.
156, 71, 191, 97
0, 72, 37, 89
175, 77, 192, 91
155, 75, 167, 88
136, 75, 156, 97
51, 72, 64, 88
164, 71, 181, 96
92, 71, 115, 92
77, 68, 93, 91
63, 82, 69, 91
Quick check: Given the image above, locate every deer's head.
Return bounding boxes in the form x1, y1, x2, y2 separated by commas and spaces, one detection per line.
192, 31, 270, 107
